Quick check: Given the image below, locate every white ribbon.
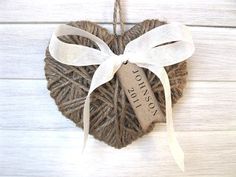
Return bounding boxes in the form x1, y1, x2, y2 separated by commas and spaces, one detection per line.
49, 23, 195, 171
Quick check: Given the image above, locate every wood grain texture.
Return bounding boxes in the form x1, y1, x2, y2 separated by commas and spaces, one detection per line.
0, 0, 236, 27
1, 80, 236, 131
0, 24, 236, 81
0, 130, 235, 177
1, 0, 236, 176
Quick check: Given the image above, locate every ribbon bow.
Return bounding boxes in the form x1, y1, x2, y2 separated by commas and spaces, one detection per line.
49, 22, 195, 171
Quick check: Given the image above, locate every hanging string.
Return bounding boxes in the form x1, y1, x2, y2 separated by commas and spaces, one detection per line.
113, 0, 125, 36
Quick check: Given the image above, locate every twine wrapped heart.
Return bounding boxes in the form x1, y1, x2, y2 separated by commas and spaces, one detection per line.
45, 19, 188, 147
44, 0, 195, 171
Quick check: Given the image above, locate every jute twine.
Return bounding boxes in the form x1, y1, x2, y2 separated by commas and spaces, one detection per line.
44, 0, 187, 148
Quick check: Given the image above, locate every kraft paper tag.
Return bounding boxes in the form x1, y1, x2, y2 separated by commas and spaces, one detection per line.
117, 62, 165, 131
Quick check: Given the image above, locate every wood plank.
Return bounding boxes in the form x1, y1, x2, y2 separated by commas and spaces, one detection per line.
1, 80, 236, 131
189, 27, 236, 81
0, 24, 236, 81
0, 130, 235, 177
0, 0, 236, 27
0, 79, 74, 130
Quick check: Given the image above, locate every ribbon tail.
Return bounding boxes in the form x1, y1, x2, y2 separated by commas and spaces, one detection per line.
143, 65, 185, 171
81, 56, 123, 153
81, 96, 90, 153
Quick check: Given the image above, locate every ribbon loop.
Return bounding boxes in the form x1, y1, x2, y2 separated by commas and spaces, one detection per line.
124, 23, 193, 53
49, 24, 114, 66
48, 22, 195, 171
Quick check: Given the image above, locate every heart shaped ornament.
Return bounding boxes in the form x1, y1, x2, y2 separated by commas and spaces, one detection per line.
44, 19, 187, 148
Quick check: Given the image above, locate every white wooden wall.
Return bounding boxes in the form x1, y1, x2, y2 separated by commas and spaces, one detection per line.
0, 0, 236, 176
